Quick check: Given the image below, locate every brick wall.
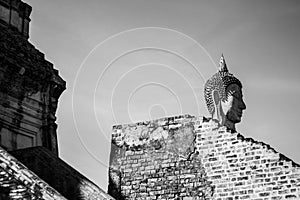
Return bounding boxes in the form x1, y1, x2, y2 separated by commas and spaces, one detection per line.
109, 115, 214, 200
196, 117, 300, 199
109, 115, 300, 200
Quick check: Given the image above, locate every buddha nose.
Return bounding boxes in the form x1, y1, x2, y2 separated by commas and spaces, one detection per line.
240, 99, 246, 110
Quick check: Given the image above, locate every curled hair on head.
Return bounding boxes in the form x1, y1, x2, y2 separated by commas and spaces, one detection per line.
204, 55, 242, 115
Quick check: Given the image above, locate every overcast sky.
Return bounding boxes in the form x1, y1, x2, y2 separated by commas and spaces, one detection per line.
24, 0, 300, 191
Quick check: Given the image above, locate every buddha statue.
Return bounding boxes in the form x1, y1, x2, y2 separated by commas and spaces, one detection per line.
204, 55, 246, 131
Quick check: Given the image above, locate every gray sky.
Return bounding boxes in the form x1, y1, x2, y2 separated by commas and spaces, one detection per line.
24, 0, 300, 191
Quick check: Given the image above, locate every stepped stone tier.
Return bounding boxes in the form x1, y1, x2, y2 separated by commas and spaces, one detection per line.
0, 0, 65, 155
108, 56, 300, 199
109, 115, 300, 200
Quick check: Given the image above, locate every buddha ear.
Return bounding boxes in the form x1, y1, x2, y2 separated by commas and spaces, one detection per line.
212, 90, 225, 125
212, 90, 220, 118
212, 90, 220, 110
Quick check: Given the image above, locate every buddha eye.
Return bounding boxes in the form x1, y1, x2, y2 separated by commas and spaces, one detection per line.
233, 93, 242, 99
228, 90, 234, 96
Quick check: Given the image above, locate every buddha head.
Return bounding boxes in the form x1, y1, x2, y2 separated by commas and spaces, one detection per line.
204, 55, 246, 131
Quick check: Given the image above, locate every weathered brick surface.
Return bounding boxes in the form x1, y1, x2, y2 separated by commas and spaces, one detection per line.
196, 117, 300, 199
115, 150, 213, 200
109, 115, 300, 200
109, 115, 214, 200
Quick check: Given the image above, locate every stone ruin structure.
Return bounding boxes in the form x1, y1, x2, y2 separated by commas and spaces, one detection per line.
0, 0, 64, 156
0, 0, 113, 199
108, 56, 300, 199
1, 0, 300, 199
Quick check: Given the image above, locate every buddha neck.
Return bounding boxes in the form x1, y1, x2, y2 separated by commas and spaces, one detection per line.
224, 119, 236, 132
211, 114, 236, 132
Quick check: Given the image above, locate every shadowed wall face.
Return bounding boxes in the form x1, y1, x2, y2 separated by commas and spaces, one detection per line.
0, 146, 67, 200
11, 146, 114, 200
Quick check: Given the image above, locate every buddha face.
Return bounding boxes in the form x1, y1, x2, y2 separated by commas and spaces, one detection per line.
221, 84, 246, 124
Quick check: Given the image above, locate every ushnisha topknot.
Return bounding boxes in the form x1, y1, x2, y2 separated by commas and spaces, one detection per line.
204, 54, 242, 115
